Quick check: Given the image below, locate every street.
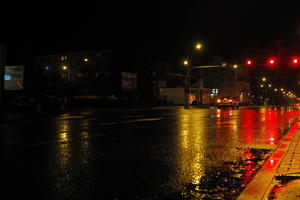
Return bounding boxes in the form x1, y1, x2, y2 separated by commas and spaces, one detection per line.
0, 106, 299, 199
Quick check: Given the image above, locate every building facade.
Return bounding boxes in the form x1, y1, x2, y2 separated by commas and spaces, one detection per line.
34, 50, 113, 96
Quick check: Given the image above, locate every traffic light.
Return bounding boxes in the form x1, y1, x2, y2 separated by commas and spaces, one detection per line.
267, 58, 277, 68
246, 59, 253, 66
291, 57, 299, 68
293, 58, 299, 64
268, 58, 275, 65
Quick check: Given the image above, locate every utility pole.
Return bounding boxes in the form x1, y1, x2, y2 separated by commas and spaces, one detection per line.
0, 44, 6, 114
184, 66, 191, 109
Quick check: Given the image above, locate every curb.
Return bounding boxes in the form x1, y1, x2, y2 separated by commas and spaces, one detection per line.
237, 120, 299, 200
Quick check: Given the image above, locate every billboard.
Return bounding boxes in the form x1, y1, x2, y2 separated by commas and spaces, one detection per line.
4, 66, 24, 90
122, 72, 137, 91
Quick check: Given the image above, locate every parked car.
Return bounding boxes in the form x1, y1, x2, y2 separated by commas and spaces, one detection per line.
12, 92, 67, 113
216, 97, 239, 109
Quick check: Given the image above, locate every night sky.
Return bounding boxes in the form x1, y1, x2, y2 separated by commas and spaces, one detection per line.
2, 1, 300, 63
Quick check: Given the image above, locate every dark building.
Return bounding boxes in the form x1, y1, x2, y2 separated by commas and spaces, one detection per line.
34, 50, 113, 96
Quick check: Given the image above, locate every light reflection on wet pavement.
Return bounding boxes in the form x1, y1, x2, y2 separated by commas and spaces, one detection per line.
1, 107, 299, 199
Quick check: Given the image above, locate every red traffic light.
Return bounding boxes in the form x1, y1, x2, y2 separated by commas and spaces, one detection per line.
267, 58, 277, 68
268, 58, 276, 65
246, 59, 253, 66
293, 58, 299, 64
291, 57, 299, 64
291, 57, 300, 68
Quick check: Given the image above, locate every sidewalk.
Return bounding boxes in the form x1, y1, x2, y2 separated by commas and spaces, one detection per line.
237, 121, 300, 199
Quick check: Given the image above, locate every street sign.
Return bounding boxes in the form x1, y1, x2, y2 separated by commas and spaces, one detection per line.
4, 66, 24, 90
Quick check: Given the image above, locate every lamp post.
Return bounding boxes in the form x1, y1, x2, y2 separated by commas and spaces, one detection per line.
183, 43, 203, 109
183, 59, 190, 109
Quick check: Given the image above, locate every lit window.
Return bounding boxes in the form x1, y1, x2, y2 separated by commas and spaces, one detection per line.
61, 56, 64, 61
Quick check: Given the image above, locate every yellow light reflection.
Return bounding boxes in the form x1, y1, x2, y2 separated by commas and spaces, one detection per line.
176, 110, 207, 185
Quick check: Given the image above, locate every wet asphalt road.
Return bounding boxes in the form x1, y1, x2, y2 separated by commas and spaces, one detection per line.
0, 106, 299, 199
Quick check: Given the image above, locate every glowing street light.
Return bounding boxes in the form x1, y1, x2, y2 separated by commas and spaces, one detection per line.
62, 65, 68, 70
195, 43, 202, 50
233, 64, 238, 69
262, 77, 266, 82
183, 60, 189, 66
268, 84, 272, 88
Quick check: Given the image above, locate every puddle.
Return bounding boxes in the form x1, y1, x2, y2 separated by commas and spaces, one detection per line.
164, 148, 271, 200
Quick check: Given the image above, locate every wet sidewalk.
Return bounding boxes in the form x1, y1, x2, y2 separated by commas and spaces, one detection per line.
238, 121, 300, 199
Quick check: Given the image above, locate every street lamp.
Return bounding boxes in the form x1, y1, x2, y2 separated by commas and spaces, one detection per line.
183, 42, 203, 109
262, 77, 266, 82
195, 43, 202, 50
183, 60, 189, 66
183, 59, 191, 109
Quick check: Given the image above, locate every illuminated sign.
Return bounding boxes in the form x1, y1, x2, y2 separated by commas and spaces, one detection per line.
212, 89, 218, 94
4, 66, 24, 90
